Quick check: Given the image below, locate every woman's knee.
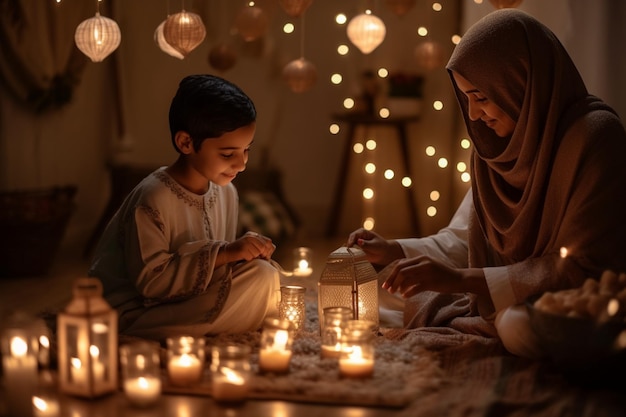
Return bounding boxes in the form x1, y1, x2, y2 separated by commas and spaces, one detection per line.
495, 305, 543, 359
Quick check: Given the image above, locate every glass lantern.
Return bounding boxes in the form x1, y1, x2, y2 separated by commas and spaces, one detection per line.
120, 341, 162, 407
278, 285, 306, 331
318, 246, 379, 328
258, 317, 294, 374
320, 306, 352, 359
57, 277, 118, 398
338, 320, 376, 378
292, 247, 313, 276
1, 310, 39, 417
210, 344, 251, 403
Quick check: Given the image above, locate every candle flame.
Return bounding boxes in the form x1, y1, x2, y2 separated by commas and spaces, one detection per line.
138, 376, 149, 389
39, 335, 50, 348
222, 367, 245, 384
89, 345, 100, 359
348, 345, 363, 360
10, 336, 27, 357
32, 396, 47, 412
71, 357, 82, 369
273, 330, 289, 350
178, 353, 194, 367
298, 259, 309, 270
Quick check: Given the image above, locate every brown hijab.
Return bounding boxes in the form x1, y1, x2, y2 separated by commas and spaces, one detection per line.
447, 10, 626, 286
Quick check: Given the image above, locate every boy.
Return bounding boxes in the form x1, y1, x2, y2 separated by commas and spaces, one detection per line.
89, 74, 280, 341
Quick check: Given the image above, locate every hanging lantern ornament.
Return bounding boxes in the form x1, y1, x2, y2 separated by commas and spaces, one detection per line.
384, 0, 417, 17
347, 11, 386, 54
414, 40, 445, 71
154, 19, 184, 60
278, 0, 313, 18
74, 12, 121, 62
489, 0, 523, 8
208, 43, 238, 72
282, 58, 317, 93
163, 10, 206, 57
234, 4, 269, 42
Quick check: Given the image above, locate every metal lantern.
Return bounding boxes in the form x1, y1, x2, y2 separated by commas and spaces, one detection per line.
163, 10, 206, 57
346, 11, 386, 54
318, 247, 379, 328
74, 12, 121, 62
154, 19, 184, 60
57, 277, 118, 398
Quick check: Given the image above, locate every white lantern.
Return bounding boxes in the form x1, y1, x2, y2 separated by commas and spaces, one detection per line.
57, 277, 118, 398
163, 10, 206, 57
74, 12, 121, 62
318, 247, 379, 328
346, 11, 386, 54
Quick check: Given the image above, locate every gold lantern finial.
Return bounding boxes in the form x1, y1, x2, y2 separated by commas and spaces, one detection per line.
57, 277, 118, 398
318, 247, 379, 329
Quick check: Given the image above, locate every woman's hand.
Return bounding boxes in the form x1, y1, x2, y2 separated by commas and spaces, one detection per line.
223, 231, 276, 263
383, 255, 488, 298
346, 228, 405, 266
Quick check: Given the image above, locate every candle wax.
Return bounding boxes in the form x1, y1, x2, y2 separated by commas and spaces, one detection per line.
124, 376, 162, 407
320, 344, 342, 359
339, 357, 374, 378
167, 354, 203, 386
259, 349, 292, 373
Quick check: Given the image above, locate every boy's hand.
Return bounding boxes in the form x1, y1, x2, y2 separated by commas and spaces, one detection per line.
226, 231, 276, 262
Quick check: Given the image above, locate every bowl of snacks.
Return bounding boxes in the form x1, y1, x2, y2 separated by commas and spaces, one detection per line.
526, 270, 626, 378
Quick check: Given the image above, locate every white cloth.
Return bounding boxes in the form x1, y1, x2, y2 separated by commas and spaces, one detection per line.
89, 167, 280, 341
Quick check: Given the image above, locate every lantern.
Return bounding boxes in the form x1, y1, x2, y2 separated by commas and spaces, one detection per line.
384, 0, 417, 17
1, 311, 39, 417
414, 40, 445, 71
282, 58, 317, 93
318, 246, 379, 327
154, 19, 184, 60
234, 4, 269, 42
346, 11, 386, 54
208, 43, 238, 72
258, 317, 294, 374
163, 10, 206, 57
278, 285, 306, 331
74, 12, 121, 62
57, 277, 118, 398
278, 0, 313, 17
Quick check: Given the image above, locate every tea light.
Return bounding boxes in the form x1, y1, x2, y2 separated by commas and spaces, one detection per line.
259, 319, 293, 373
212, 367, 249, 402
339, 346, 374, 378
70, 345, 105, 385
166, 336, 205, 387
2, 330, 38, 417
167, 353, 203, 386
293, 247, 313, 276
210, 344, 251, 403
321, 306, 352, 359
123, 376, 162, 407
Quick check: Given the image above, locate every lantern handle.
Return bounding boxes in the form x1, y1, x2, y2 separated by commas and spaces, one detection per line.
72, 277, 104, 298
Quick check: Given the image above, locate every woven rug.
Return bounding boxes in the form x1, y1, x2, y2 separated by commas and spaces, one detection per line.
161, 301, 443, 408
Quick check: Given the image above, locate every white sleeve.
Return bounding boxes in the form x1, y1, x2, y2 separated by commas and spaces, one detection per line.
395, 189, 472, 268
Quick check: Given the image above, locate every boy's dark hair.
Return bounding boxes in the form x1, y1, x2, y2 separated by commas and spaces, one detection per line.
169, 74, 256, 152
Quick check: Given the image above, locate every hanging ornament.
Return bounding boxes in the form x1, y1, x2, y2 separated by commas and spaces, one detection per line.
346, 11, 386, 54
278, 0, 313, 18
384, 0, 417, 17
489, 0, 523, 8
234, 4, 269, 42
163, 10, 206, 57
74, 12, 121, 62
208, 43, 238, 72
154, 20, 184, 59
414, 40, 445, 71
282, 58, 317, 93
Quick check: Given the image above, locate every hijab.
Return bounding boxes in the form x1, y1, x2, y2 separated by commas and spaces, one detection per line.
446, 9, 626, 278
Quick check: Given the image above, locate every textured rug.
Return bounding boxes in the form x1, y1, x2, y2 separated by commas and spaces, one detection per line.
161, 301, 443, 408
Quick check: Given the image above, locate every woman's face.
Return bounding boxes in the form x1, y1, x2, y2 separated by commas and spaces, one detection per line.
452, 71, 516, 138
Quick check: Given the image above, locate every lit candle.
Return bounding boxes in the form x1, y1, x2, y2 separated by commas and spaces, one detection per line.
38, 335, 50, 369
293, 259, 313, 277
259, 329, 292, 373
167, 353, 203, 386
212, 367, 249, 402
3, 335, 38, 417
339, 346, 374, 378
70, 345, 105, 385
321, 342, 343, 359
123, 376, 162, 407
32, 395, 60, 417
292, 247, 313, 277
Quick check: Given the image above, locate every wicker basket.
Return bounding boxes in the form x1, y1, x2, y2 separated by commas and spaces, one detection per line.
0, 185, 77, 277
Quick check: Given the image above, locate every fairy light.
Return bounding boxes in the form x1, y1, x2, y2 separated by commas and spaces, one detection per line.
559, 247, 568, 258
432, 3, 443, 11
353, 143, 364, 154
417, 27, 428, 36
364, 163, 376, 174
433, 100, 444, 110
363, 188, 374, 199
377, 68, 388, 78
438, 158, 448, 168
456, 162, 467, 172
427, 206, 437, 217
283, 23, 295, 33
384, 169, 395, 180
460, 138, 471, 149
331, 73, 343, 84
452, 34, 462, 44
329, 124, 340, 134
363, 217, 375, 230
379, 108, 390, 118
461, 172, 471, 182
430, 190, 440, 201
343, 98, 355, 109
401, 177, 412, 187
425, 146, 436, 156
337, 44, 349, 55
335, 14, 347, 25
365, 140, 377, 150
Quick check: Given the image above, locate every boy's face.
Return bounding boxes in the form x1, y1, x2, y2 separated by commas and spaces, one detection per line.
187, 123, 255, 187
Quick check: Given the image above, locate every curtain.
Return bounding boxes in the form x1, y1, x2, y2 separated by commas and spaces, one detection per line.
0, 0, 92, 113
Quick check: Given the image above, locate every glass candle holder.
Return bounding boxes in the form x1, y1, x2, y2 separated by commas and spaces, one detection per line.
210, 344, 251, 403
339, 320, 376, 378
320, 306, 353, 359
166, 336, 205, 387
258, 318, 294, 374
120, 341, 162, 407
278, 285, 306, 331
293, 247, 313, 276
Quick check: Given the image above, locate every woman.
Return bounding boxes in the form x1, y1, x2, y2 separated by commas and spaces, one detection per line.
347, 9, 626, 357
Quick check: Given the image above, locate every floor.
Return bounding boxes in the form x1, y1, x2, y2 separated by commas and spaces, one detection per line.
0, 238, 403, 416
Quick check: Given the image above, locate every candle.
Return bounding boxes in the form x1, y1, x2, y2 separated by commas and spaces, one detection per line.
259, 329, 292, 373
321, 343, 343, 359
212, 367, 249, 402
38, 335, 50, 369
32, 395, 60, 417
3, 335, 38, 417
293, 259, 313, 277
292, 247, 313, 277
123, 376, 162, 407
167, 353, 203, 386
339, 346, 374, 378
